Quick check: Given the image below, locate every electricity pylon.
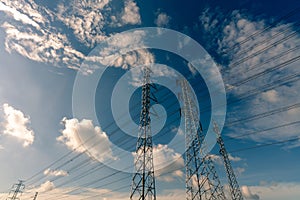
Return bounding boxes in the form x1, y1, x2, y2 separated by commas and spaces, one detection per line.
130, 66, 156, 200
6, 180, 25, 200
213, 121, 244, 200
179, 79, 226, 200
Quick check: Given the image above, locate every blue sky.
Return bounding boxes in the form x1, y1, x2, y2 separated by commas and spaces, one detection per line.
0, 0, 300, 199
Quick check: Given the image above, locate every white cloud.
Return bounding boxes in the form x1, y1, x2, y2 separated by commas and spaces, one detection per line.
0, 1, 40, 29
0, 145, 4, 150
261, 90, 280, 103
1, 103, 34, 147
153, 144, 184, 182
229, 154, 242, 162
44, 168, 68, 177
249, 182, 300, 200
241, 185, 260, 199
209, 153, 242, 165
56, 0, 109, 47
57, 117, 116, 162
155, 12, 171, 27
199, 9, 300, 147
38, 181, 55, 192
121, 0, 141, 25
0, 0, 147, 74
9, 187, 186, 200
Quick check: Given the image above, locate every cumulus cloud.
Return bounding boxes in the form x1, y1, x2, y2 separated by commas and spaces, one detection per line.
241, 185, 260, 200
38, 181, 55, 192
121, 0, 141, 25
1, 103, 34, 147
261, 89, 280, 103
152, 144, 184, 182
155, 12, 171, 27
57, 118, 116, 162
44, 168, 68, 177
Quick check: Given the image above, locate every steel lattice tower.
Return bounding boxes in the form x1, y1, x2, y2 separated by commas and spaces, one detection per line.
6, 180, 25, 200
179, 79, 226, 200
130, 66, 156, 200
213, 122, 244, 200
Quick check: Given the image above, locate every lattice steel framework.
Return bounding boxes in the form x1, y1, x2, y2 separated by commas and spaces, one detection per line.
130, 66, 156, 200
6, 180, 25, 200
213, 121, 244, 200
179, 79, 226, 200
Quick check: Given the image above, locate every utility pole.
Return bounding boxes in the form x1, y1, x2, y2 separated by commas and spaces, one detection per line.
130, 66, 156, 200
6, 180, 25, 200
213, 121, 244, 200
32, 192, 38, 200
179, 79, 226, 200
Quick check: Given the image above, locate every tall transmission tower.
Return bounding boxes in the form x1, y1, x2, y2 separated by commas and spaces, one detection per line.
6, 180, 25, 200
213, 121, 244, 200
179, 79, 226, 200
130, 66, 156, 200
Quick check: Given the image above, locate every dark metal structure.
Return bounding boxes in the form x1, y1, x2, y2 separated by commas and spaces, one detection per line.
6, 180, 25, 200
213, 121, 244, 200
130, 66, 156, 200
179, 79, 226, 200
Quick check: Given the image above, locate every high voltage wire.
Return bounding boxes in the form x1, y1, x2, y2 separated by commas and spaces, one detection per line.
234, 21, 300, 58
227, 102, 300, 127
25, 67, 300, 194
229, 137, 300, 153
41, 149, 185, 200
30, 95, 300, 198
229, 30, 300, 68
24, 59, 300, 192
227, 44, 300, 81
226, 120, 300, 141
222, 6, 300, 54
20, 17, 300, 197
25, 103, 300, 198
230, 55, 300, 87
35, 134, 300, 200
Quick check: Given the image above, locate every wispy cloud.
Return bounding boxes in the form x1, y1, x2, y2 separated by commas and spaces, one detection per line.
0, 0, 148, 74
1, 103, 34, 147
0, 1, 40, 29
198, 8, 300, 147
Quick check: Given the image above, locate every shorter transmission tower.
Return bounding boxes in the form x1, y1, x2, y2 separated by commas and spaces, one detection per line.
6, 180, 25, 200
179, 79, 226, 200
213, 121, 244, 200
